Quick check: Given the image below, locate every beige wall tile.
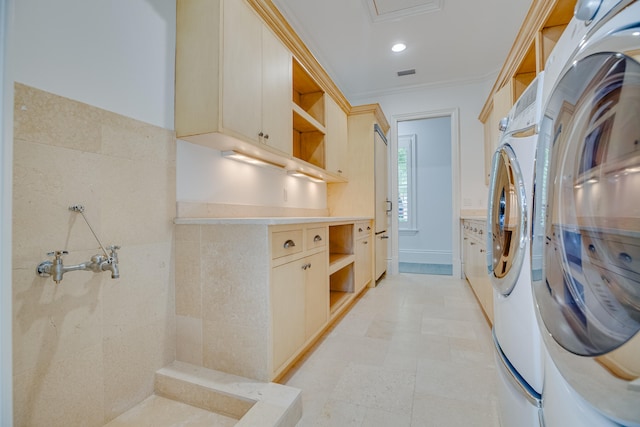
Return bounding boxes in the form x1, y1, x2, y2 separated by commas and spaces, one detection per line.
13, 83, 103, 153
12, 84, 176, 425
13, 344, 104, 427
103, 319, 175, 422
175, 235, 202, 318
202, 321, 270, 381
176, 315, 203, 366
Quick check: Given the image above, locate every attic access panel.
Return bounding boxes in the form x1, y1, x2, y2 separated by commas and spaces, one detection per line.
365, 0, 444, 22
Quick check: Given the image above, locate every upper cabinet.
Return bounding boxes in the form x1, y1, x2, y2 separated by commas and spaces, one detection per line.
479, 0, 576, 182
325, 96, 349, 178
175, 0, 351, 183
223, 0, 293, 154
176, 0, 291, 155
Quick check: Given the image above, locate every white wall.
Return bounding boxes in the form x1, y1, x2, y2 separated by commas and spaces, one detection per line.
352, 79, 492, 212
1, 0, 13, 424
12, 0, 175, 129
398, 116, 452, 265
177, 141, 327, 210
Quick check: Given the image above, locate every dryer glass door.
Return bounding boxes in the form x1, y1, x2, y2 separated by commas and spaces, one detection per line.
488, 144, 527, 296
532, 51, 640, 357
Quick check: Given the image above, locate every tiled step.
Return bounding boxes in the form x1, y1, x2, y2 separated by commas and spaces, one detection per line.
104, 394, 237, 427
154, 361, 303, 427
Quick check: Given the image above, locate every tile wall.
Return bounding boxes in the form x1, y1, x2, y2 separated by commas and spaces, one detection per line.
12, 83, 177, 426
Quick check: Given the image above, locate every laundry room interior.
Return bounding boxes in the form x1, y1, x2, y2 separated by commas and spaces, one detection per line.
1, 0, 639, 426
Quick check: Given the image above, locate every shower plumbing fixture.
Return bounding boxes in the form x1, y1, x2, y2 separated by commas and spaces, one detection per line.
36, 204, 120, 284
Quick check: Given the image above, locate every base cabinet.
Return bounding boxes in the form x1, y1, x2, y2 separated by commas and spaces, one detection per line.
355, 222, 373, 293
175, 218, 372, 382
272, 250, 327, 372
463, 219, 493, 324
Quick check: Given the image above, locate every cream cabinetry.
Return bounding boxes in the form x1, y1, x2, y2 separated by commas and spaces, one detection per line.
462, 219, 493, 324
325, 95, 348, 178
222, 0, 292, 153
272, 249, 327, 372
328, 104, 390, 283
176, 0, 291, 155
354, 221, 373, 293
174, 218, 372, 382
176, 0, 352, 182
479, 0, 576, 183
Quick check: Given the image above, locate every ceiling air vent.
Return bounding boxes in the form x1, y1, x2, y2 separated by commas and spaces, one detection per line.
364, 0, 444, 23
397, 69, 416, 77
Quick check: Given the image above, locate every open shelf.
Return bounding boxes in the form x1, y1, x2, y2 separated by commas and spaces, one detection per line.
328, 224, 355, 315
292, 58, 326, 169
329, 253, 355, 275
329, 263, 354, 315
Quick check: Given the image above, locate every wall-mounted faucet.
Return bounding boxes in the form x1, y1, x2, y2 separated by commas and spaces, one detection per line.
36, 205, 121, 284
37, 246, 120, 284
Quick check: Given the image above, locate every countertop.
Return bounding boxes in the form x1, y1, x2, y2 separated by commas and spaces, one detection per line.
174, 216, 373, 225
460, 209, 487, 221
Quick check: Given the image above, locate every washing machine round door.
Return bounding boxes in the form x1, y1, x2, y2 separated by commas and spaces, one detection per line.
531, 24, 640, 424
488, 144, 527, 296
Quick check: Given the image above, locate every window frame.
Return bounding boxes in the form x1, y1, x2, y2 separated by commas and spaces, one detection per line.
397, 133, 418, 233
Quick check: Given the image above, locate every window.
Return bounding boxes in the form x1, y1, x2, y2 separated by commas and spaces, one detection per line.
398, 134, 417, 231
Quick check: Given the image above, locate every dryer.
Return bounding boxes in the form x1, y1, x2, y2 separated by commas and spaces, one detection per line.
531, 1, 640, 425
488, 72, 544, 427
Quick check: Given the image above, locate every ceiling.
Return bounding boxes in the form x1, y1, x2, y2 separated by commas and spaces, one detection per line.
271, 0, 533, 102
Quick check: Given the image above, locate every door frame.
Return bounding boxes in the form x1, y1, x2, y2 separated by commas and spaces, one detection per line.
389, 108, 461, 277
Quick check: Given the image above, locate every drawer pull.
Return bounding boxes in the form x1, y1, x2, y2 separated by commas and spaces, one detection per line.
314, 235, 323, 242
358, 227, 363, 232
283, 239, 296, 249
363, 240, 368, 244
619, 252, 632, 263
301, 263, 311, 270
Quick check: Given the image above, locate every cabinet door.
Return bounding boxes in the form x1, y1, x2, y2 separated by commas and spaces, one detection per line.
261, 26, 292, 155
355, 236, 372, 292
222, 0, 262, 143
271, 259, 305, 371
374, 128, 388, 231
304, 251, 328, 339
325, 96, 348, 177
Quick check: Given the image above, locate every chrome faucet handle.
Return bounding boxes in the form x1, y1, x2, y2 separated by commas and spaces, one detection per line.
46, 250, 69, 259
107, 245, 120, 258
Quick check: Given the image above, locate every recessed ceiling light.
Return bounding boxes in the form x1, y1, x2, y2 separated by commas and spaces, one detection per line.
391, 43, 406, 53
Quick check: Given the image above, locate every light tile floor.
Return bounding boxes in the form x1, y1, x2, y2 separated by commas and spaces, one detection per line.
281, 273, 500, 427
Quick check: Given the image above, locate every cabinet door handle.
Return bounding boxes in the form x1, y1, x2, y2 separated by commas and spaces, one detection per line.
258, 131, 264, 137
301, 263, 311, 270
470, 242, 476, 246
314, 235, 322, 242
264, 133, 269, 139
358, 228, 363, 232
283, 239, 296, 249
380, 235, 389, 239
363, 240, 368, 244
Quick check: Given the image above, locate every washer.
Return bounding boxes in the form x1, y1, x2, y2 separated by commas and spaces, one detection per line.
531, 1, 640, 425
488, 72, 544, 426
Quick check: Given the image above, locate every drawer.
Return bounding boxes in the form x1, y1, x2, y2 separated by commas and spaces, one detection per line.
355, 221, 372, 239
306, 226, 326, 250
272, 229, 303, 259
